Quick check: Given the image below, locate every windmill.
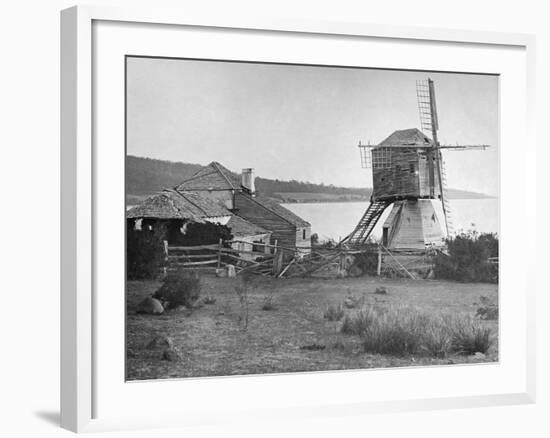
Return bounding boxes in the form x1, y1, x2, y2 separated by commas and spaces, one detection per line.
340, 78, 489, 250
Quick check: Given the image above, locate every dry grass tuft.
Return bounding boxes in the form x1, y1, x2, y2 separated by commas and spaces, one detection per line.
341, 305, 493, 357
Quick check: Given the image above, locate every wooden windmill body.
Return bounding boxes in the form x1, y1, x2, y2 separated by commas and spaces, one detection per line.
340, 79, 488, 250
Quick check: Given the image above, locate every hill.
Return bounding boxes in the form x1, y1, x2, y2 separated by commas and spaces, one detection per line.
126, 155, 494, 204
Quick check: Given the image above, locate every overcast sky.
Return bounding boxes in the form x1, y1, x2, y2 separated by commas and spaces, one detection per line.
127, 57, 499, 196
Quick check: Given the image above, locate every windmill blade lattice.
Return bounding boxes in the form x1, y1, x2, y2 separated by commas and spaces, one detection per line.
416, 80, 438, 136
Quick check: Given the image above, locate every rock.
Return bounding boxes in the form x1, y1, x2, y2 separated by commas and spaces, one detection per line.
136, 296, 164, 315
374, 287, 388, 295
343, 297, 358, 309
172, 304, 187, 312
227, 264, 236, 278
161, 348, 181, 361
473, 352, 486, 359
217, 311, 225, 316
146, 335, 173, 350
348, 265, 363, 277
215, 268, 227, 278
192, 299, 204, 309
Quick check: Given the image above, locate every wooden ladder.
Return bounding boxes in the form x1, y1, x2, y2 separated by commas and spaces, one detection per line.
340, 200, 391, 246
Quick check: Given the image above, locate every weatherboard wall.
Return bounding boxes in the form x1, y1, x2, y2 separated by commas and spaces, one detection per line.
372, 148, 441, 201
234, 193, 299, 251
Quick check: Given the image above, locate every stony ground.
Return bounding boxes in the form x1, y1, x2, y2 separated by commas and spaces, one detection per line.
126, 275, 498, 381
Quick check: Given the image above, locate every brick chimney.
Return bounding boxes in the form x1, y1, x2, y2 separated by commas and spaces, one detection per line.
241, 168, 255, 195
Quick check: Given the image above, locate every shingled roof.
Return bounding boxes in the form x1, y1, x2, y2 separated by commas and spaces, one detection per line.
378, 128, 433, 147
248, 196, 311, 228
226, 215, 270, 237
175, 161, 242, 191
126, 189, 230, 221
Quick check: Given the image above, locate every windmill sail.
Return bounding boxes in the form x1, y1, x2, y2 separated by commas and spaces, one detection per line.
416, 79, 452, 238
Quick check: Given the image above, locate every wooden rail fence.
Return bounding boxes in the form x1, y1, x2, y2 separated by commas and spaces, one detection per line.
164, 240, 453, 279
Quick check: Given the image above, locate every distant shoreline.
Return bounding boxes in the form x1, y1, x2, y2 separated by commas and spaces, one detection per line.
274, 191, 496, 204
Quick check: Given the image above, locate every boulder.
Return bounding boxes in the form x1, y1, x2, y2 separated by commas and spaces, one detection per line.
136, 296, 164, 315
162, 348, 181, 361
473, 352, 486, 359
227, 264, 236, 278
146, 335, 174, 350
374, 286, 388, 295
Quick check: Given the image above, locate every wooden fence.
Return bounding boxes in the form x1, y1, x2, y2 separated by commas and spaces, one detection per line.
165, 239, 279, 276
164, 240, 449, 279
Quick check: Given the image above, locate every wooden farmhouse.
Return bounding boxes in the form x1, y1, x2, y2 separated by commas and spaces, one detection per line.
371, 128, 442, 201
175, 162, 311, 255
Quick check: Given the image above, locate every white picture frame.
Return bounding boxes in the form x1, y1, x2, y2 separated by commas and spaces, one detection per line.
60, 5, 536, 433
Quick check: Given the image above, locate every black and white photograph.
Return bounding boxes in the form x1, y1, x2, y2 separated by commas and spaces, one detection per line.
125, 56, 499, 381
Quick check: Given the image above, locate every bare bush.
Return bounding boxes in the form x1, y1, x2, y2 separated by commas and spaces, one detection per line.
235, 273, 253, 330
323, 303, 345, 321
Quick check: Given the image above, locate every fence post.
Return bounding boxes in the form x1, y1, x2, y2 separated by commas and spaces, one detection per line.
377, 245, 382, 276
272, 243, 283, 276
163, 240, 169, 278
217, 238, 223, 270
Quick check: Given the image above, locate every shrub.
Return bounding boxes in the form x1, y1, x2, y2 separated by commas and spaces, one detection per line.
475, 295, 499, 320
153, 269, 201, 309
341, 304, 493, 357
351, 245, 379, 276
433, 232, 499, 283
310, 233, 319, 246
323, 303, 345, 321
126, 225, 167, 280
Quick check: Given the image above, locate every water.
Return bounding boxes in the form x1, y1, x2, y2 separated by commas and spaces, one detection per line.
283, 199, 499, 242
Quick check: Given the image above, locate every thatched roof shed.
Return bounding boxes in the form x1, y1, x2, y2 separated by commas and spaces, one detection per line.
126, 189, 231, 223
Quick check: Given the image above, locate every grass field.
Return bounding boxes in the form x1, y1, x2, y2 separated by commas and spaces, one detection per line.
126, 275, 498, 381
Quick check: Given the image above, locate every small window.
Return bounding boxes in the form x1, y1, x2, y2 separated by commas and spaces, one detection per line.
302, 229, 307, 240
252, 240, 263, 253
409, 163, 415, 174
372, 148, 392, 169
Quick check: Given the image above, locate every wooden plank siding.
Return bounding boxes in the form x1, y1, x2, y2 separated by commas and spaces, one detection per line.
295, 227, 311, 254
234, 193, 299, 251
